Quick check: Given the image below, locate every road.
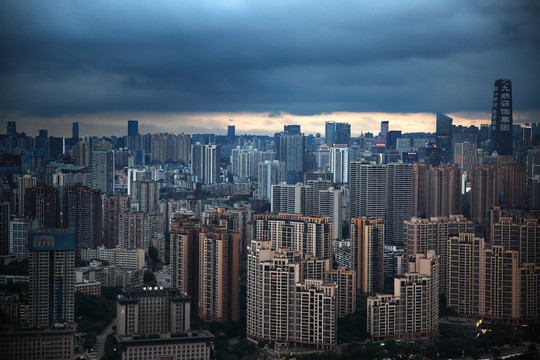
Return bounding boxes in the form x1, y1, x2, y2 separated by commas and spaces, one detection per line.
91, 317, 116, 359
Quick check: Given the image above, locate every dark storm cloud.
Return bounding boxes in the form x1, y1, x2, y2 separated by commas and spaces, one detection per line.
0, 0, 539, 118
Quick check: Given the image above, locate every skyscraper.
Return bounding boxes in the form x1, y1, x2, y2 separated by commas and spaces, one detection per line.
349, 162, 387, 220
91, 150, 115, 194
257, 160, 286, 200
274, 125, 305, 184
386, 163, 413, 246
436, 113, 453, 163
203, 144, 220, 184
350, 217, 385, 294
329, 146, 350, 183
72, 122, 79, 140
0, 202, 9, 256
29, 230, 75, 327
127, 120, 139, 137
470, 164, 499, 222
490, 79, 513, 156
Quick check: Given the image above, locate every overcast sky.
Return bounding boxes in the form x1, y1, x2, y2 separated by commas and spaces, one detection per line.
1, 0, 539, 137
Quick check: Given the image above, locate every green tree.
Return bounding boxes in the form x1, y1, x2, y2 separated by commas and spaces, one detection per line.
143, 270, 157, 286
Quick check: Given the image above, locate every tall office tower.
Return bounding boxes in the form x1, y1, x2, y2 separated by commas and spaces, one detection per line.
403, 215, 474, 295
170, 215, 203, 315
10, 216, 29, 260
17, 174, 36, 216
454, 142, 477, 178
387, 130, 401, 150
329, 146, 350, 183
247, 241, 337, 350
367, 251, 439, 343
349, 162, 387, 220
490, 79, 513, 156
326, 266, 356, 318
72, 122, 79, 140
227, 125, 235, 139
257, 160, 286, 200
198, 229, 240, 322
350, 217, 385, 294
91, 150, 115, 194
274, 125, 305, 184
379, 121, 389, 147
335, 122, 351, 146
117, 288, 190, 336
325, 121, 336, 146
177, 133, 191, 164
386, 163, 412, 246
29, 230, 75, 327
203, 144, 220, 184
103, 195, 131, 248
316, 145, 331, 168
75, 140, 90, 167
501, 162, 526, 208
252, 213, 333, 260
24, 184, 61, 229
62, 184, 102, 252
318, 188, 344, 240
470, 164, 499, 221
271, 183, 308, 214
436, 113, 453, 163
118, 211, 163, 250
131, 179, 159, 212
0, 202, 9, 255
190, 142, 204, 182
127, 120, 138, 137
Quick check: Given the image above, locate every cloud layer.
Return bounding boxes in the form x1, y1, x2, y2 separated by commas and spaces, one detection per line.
1, 0, 539, 134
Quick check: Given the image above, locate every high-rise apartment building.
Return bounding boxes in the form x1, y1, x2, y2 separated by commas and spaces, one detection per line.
454, 142, 477, 178
501, 162, 526, 209
9, 216, 29, 260
131, 179, 159, 212
436, 113, 453, 163
118, 211, 163, 250
326, 266, 356, 318
198, 229, 240, 322
91, 150, 115, 194
17, 174, 36, 216
75, 140, 90, 167
103, 194, 131, 248
62, 184, 102, 253
247, 241, 337, 349
0, 202, 9, 256
447, 230, 539, 322
170, 215, 203, 314
349, 162, 387, 220
24, 184, 61, 229
350, 217, 385, 294
318, 188, 344, 240
257, 160, 286, 200
412, 163, 462, 218
470, 164, 499, 221
271, 183, 307, 214
403, 215, 474, 295
490, 79, 513, 156
368, 251, 439, 342
230, 147, 275, 180
274, 125, 305, 184
203, 144, 220, 184
253, 213, 333, 260
29, 230, 75, 327
329, 146, 350, 183
386, 163, 412, 246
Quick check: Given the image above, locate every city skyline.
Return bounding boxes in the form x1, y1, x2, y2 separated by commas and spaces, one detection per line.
1, 1, 539, 137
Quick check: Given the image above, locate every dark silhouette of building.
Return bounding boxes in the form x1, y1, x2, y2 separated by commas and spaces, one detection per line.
436, 113, 453, 163
490, 79, 513, 156
128, 120, 138, 137
72, 122, 79, 140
